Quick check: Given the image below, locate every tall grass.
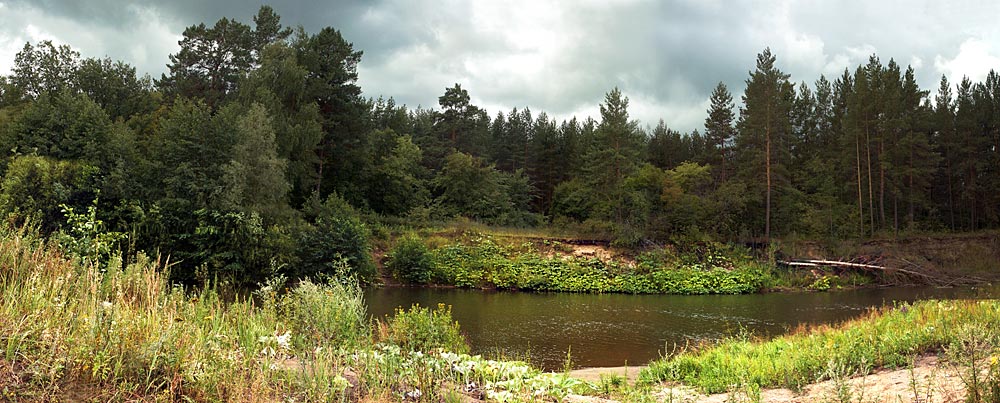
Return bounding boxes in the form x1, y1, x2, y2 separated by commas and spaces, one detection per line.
0, 225, 597, 402
639, 299, 1000, 394
0, 224, 367, 401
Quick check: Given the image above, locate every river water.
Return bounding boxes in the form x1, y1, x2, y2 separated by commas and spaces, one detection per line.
364, 285, 999, 370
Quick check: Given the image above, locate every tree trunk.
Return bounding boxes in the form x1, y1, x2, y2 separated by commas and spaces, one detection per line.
765, 101, 772, 241
866, 125, 875, 234
315, 147, 325, 194
879, 138, 886, 229
908, 137, 915, 228
947, 160, 955, 231
856, 131, 864, 238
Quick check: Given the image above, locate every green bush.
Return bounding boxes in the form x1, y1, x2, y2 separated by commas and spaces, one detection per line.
295, 194, 376, 283
386, 235, 435, 284
377, 303, 469, 354
277, 277, 369, 350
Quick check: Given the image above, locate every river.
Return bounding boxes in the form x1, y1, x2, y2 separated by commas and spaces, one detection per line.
364, 285, 1000, 370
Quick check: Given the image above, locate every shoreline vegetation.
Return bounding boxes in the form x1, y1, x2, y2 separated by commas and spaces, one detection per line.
377, 226, 999, 295
3, 225, 999, 402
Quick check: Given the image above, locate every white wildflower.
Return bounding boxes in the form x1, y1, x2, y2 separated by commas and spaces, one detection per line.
275, 331, 292, 351
101, 301, 113, 309
405, 388, 422, 400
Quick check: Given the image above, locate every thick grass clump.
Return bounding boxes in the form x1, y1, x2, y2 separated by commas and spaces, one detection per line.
639, 299, 1000, 394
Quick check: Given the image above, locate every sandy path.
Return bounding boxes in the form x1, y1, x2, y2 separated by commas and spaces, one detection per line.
569, 355, 968, 403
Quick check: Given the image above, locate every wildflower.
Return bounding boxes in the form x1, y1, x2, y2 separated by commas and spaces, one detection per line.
101, 301, 113, 309
276, 331, 292, 351
991, 355, 998, 366
405, 388, 422, 400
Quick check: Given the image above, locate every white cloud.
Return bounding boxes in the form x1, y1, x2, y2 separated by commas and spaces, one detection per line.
0, 2, 180, 77
934, 37, 1000, 83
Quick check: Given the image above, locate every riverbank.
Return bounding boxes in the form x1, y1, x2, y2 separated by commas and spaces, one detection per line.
379, 231, 821, 294
2, 223, 998, 402
377, 228, 1000, 294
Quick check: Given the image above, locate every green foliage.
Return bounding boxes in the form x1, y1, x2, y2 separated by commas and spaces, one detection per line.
369, 132, 429, 216
377, 303, 469, 354
55, 197, 127, 266
0, 155, 98, 232
4, 89, 112, 163
550, 178, 594, 221
178, 209, 285, 285
0, 225, 597, 402
386, 235, 436, 284
217, 102, 291, 223
9, 40, 79, 98
296, 193, 376, 282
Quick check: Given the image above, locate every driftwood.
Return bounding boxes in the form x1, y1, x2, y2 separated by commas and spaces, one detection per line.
779, 258, 940, 284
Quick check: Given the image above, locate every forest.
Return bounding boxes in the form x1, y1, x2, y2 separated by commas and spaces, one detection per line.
0, 6, 998, 286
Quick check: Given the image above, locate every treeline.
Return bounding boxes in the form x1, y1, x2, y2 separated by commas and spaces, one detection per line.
0, 7, 997, 284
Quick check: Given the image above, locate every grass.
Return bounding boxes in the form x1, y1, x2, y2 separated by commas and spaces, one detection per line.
0, 224, 595, 402
639, 299, 1000, 395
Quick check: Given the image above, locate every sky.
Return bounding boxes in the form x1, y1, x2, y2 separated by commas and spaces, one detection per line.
2, 0, 999, 133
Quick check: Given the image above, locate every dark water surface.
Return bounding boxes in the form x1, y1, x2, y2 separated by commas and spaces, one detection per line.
364, 286, 1000, 370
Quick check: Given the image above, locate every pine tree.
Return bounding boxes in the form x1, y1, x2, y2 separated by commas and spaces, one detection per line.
933, 75, 957, 230
704, 82, 736, 182
736, 48, 793, 240
584, 88, 643, 224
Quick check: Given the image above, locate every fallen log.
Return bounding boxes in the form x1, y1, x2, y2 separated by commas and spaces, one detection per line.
779, 258, 938, 283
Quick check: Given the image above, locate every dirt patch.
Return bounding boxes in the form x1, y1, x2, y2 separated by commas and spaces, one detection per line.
569, 244, 616, 261
569, 366, 644, 383
651, 355, 966, 403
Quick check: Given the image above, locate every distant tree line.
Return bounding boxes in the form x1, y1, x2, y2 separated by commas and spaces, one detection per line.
0, 7, 997, 284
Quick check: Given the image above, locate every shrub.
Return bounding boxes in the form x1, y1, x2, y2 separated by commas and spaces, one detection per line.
296, 194, 376, 283
279, 277, 369, 350
377, 303, 469, 354
386, 235, 435, 284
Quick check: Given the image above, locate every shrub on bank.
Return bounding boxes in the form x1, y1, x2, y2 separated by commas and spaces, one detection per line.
386, 234, 436, 284
376, 303, 469, 354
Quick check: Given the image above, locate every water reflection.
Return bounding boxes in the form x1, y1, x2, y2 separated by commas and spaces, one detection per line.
364, 285, 999, 370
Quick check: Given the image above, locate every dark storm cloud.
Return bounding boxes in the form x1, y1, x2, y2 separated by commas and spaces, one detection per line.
2, 0, 999, 132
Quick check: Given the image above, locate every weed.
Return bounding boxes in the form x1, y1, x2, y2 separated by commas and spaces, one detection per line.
946, 324, 1000, 403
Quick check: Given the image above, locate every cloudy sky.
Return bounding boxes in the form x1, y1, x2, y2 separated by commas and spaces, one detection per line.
1, 0, 999, 132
